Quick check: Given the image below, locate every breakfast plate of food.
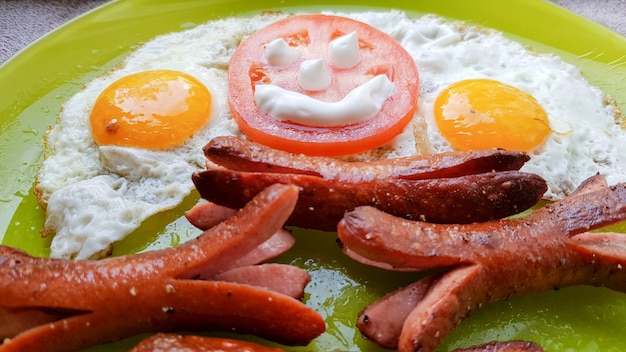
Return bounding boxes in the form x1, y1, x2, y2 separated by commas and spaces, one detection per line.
1, 0, 626, 351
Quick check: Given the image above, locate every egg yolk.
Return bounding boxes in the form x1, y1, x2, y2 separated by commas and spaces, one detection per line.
90, 70, 211, 150
434, 79, 550, 152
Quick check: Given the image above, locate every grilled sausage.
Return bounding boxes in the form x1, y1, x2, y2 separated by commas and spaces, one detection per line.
192, 136, 547, 231
338, 175, 626, 351
0, 184, 325, 352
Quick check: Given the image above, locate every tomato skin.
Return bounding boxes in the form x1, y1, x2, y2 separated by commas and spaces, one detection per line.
228, 14, 419, 156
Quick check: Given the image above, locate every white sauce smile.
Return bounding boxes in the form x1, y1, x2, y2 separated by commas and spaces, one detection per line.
254, 74, 395, 127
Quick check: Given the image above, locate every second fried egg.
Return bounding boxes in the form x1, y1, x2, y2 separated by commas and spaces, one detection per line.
344, 12, 625, 201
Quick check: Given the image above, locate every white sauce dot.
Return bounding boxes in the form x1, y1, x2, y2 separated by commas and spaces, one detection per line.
264, 38, 299, 67
298, 58, 331, 91
328, 31, 361, 69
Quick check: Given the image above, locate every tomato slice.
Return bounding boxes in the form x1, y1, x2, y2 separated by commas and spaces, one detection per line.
228, 14, 419, 156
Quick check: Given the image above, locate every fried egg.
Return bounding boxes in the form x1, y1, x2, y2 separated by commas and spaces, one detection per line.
339, 11, 625, 201
37, 10, 625, 259
36, 13, 288, 259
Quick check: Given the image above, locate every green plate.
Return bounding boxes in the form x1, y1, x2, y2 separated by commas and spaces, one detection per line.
1, 0, 626, 351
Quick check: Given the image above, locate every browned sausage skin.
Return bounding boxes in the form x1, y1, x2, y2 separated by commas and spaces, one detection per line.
192, 136, 547, 231
129, 334, 543, 352
203, 135, 530, 179
452, 340, 545, 352
129, 333, 287, 352
0, 184, 325, 352
337, 175, 626, 352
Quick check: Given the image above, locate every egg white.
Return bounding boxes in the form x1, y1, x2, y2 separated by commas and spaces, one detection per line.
37, 10, 625, 259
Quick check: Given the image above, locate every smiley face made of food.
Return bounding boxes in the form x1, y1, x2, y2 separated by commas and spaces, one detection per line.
228, 14, 420, 156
